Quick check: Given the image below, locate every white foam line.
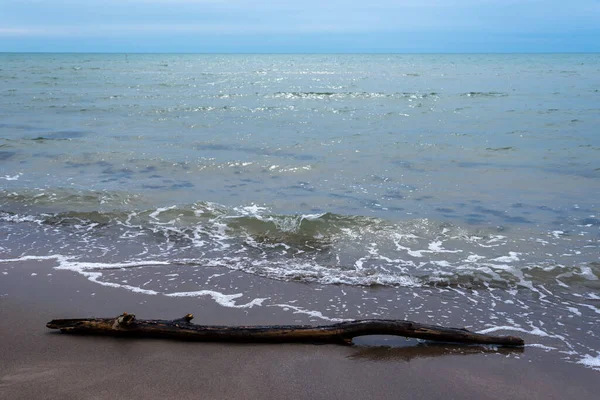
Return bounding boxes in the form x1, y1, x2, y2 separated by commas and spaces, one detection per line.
477, 325, 551, 337
555, 279, 569, 288
82, 271, 160, 295
269, 304, 351, 322
527, 344, 557, 351
393, 243, 426, 258
149, 205, 177, 220
0, 255, 65, 263
59, 256, 268, 309
166, 290, 267, 308
574, 303, 600, 315
55, 260, 171, 271
300, 213, 325, 221
1, 173, 22, 181
0, 255, 269, 309
206, 273, 226, 282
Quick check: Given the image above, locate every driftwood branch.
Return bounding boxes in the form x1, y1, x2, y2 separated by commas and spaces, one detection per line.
46, 313, 524, 347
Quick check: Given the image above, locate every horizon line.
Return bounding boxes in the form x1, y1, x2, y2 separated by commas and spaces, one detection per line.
1, 51, 599, 55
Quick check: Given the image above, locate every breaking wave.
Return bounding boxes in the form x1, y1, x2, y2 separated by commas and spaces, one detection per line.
1, 191, 597, 290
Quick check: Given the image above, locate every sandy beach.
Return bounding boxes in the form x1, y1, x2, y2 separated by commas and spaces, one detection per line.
1, 260, 598, 400
2, 52, 600, 399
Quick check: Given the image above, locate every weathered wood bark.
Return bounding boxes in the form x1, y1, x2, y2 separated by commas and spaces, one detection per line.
46, 313, 525, 346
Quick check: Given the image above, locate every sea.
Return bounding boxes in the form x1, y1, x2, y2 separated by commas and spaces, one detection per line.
1, 53, 599, 370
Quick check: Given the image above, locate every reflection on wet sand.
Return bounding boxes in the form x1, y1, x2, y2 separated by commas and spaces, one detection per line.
348, 339, 524, 362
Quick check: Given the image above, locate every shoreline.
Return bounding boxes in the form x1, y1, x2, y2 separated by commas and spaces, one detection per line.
1, 260, 599, 399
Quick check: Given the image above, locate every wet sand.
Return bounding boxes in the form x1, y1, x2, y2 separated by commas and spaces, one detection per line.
1, 260, 599, 400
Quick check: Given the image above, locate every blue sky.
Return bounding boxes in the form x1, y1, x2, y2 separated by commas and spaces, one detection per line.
1, 0, 598, 53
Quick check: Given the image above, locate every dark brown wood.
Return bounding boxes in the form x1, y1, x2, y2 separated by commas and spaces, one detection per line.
46, 313, 525, 347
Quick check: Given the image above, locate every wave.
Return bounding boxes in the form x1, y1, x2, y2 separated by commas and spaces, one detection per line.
1, 190, 597, 291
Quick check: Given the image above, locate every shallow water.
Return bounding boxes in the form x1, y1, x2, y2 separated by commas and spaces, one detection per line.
1, 53, 599, 370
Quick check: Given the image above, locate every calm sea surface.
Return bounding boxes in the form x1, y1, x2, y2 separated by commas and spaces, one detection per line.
1, 54, 599, 369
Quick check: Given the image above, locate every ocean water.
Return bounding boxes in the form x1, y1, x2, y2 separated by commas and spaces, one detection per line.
1, 53, 599, 368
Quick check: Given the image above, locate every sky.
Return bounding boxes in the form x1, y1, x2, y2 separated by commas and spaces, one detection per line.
0, 0, 599, 53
